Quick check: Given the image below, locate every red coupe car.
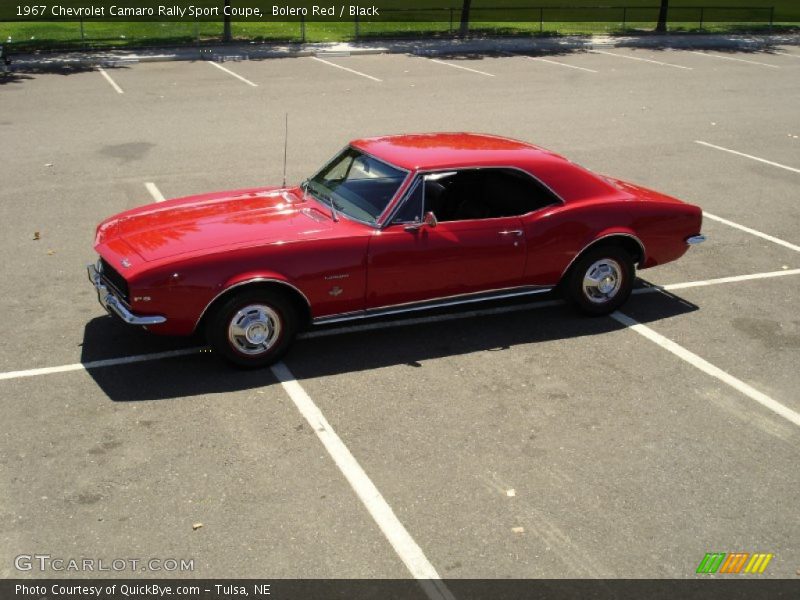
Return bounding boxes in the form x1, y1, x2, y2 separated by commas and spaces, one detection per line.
88, 133, 705, 367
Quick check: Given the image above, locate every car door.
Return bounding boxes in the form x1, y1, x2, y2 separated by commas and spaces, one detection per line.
365, 173, 527, 309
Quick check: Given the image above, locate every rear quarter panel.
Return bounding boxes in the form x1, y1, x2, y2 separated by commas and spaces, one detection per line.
627, 200, 703, 268
608, 177, 704, 268
522, 195, 702, 285
522, 200, 640, 285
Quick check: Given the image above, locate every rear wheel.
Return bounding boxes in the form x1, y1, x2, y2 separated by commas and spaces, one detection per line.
207, 289, 297, 368
565, 246, 635, 315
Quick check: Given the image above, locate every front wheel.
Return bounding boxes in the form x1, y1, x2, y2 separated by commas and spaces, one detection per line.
207, 290, 297, 368
565, 246, 635, 315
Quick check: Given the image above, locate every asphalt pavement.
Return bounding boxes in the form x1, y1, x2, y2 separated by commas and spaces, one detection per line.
1, 43, 799, 583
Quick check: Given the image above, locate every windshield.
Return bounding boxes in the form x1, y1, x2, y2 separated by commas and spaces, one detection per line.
305, 147, 407, 224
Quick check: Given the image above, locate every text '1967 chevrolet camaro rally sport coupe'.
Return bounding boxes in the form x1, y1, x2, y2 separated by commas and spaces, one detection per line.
88, 133, 705, 367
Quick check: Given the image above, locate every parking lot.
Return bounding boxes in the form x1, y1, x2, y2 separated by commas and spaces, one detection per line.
1, 44, 799, 586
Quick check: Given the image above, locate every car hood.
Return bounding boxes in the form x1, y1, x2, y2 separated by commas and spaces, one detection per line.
96, 186, 337, 262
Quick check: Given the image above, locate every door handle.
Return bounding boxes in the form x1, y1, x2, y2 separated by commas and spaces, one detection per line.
499, 229, 523, 237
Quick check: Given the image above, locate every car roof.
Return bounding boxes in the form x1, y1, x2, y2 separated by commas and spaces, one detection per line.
350, 133, 569, 172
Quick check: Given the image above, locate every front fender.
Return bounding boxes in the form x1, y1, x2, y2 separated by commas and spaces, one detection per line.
189, 272, 311, 333
223, 271, 292, 289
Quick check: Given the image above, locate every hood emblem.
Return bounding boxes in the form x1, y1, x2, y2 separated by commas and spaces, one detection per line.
329, 286, 343, 297
120, 258, 132, 268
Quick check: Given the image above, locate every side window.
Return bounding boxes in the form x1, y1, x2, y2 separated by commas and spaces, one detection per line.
428, 168, 560, 222
391, 180, 423, 224
482, 169, 559, 217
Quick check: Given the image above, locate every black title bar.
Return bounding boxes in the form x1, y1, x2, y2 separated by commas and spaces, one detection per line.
3, 579, 800, 600
1, 2, 778, 23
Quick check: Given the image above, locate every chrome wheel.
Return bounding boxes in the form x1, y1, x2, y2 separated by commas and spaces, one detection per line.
582, 258, 623, 304
227, 304, 282, 356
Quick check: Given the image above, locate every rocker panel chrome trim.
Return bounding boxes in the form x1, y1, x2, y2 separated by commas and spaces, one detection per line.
312, 285, 553, 325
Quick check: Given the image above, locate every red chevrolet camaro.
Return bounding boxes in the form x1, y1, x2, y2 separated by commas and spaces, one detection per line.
88, 133, 705, 366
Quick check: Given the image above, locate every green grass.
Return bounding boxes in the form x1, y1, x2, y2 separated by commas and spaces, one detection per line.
1, 1, 797, 52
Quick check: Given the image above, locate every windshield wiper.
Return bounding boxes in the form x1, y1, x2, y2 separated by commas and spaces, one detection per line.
314, 190, 339, 222
328, 198, 343, 223
303, 181, 341, 223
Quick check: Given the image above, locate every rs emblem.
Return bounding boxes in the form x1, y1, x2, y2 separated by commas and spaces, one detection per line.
329, 286, 343, 297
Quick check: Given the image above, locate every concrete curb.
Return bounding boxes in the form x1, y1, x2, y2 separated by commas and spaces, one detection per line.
8, 32, 800, 68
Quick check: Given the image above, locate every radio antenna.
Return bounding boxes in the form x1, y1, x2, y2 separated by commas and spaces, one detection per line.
282, 112, 288, 187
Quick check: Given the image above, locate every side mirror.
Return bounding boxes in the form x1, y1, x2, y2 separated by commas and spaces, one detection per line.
404, 211, 438, 232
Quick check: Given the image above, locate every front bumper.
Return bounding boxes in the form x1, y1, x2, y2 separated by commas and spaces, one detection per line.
87, 263, 166, 326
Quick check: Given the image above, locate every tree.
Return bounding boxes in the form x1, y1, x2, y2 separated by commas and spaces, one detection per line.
656, 0, 669, 33
459, 0, 472, 37
223, 0, 232, 42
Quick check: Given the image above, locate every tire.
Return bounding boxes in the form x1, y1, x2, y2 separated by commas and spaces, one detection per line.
564, 245, 635, 316
207, 289, 297, 368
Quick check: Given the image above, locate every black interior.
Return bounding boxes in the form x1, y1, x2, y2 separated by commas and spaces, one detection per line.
426, 168, 559, 222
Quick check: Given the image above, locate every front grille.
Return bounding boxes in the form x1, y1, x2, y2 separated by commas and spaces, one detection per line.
99, 257, 130, 304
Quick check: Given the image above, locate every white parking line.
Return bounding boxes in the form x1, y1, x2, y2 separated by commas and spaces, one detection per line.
3, 267, 800, 383
520, 55, 598, 73
145, 182, 166, 203
695, 140, 800, 175
428, 58, 495, 77
703, 212, 800, 253
633, 268, 800, 293
97, 67, 124, 94
208, 61, 258, 87
310, 57, 382, 82
270, 362, 454, 600
590, 50, 692, 70
687, 50, 780, 69
611, 312, 800, 428
0, 348, 202, 381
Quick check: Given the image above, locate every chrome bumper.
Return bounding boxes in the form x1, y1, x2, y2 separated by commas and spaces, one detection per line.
87, 263, 166, 326
686, 234, 707, 245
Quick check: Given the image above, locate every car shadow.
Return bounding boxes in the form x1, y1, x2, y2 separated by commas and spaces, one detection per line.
612, 35, 795, 54
0, 71, 33, 85
80, 282, 697, 402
